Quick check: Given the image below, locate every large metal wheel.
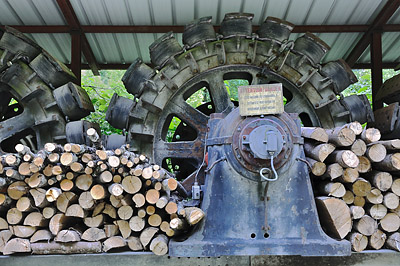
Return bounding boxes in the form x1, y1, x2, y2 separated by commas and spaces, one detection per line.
0, 27, 94, 152
107, 14, 373, 180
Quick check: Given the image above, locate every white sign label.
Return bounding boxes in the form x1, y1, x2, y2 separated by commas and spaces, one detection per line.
238, 84, 284, 116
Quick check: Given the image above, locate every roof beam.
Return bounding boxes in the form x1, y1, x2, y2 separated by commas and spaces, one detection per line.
4, 24, 400, 34
346, 0, 400, 68
56, 0, 99, 75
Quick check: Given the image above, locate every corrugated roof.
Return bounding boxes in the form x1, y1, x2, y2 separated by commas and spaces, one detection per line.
0, 0, 398, 67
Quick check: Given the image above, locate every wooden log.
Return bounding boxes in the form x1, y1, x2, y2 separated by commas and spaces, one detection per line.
339, 168, 359, 183
303, 142, 335, 162
148, 214, 162, 227
90, 184, 107, 200
127, 236, 143, 251
18, 162, 32, 176
60, 179, 74, 191
153, 169, 166, 180
122, 175, 142, 194
48, 153, 60, 163
366, 204, 387, 219
56, 191, 77, 213
24, 212, 47, 227
31, 241, 102, 254
356, 156, 371, 173
374, 153, 400, 172
326, 150, 359, 168
345, 122, 363, 135
150, 234, 169, 256
319, 182, 346, 197
392, 178, 400, 196
42, 207, 56, 219
108, 183, 124, 196
76, 193, 94, 213
342, 190, 355, 204
361, 128, 381, 144
0, 230, 12, 254
104, 224, 119, 238
146, 205, 156, 215
301, 127, 329, 142
44, 143, 63, 153
55, 229, 81, 243
43, 165, 53, 177
52, 165, 64, 176
142, 166, 153, 180
108, 156, 120, 168
49, 214, 71, 235
92, 202, 105, 216
129, 216, 145, 232
352, 178, 372, 197
348, 232, 368, 252
375, 139, 400, 151
355, 215, 378, 236
99, 170, 113, 183
369, 229, 387, 250
7, 181, 28, 200
3, 238, 31, 255
315, 197, 352, 239
75, 174, 93, 191
366, 188, 383, 204
66, 204, 87, 218
110, 195, 123, 208
365, 143, 386, 163
383, 192, 400, 210
165, 201, 178, 215
354, 196, 366, 207
5, 154, 20, 167
322, 163, 343, 180
326, 126, 356, 146
184, 207, 205, 225
70, 162, 84, 173
46, 187, 62, 202
117, 205, 134, 220
30, 229, 53, 243
29, 188, 49, 208
306, 158, 326, 176
386, 232, 400, 251
170, 218, 188, 231
132, 193, 146, 208
162, 178, 178, 192
140, 227, 159, 249
350, 206, 365, 219
102, 236, 126, 252
82, 228, 107, 242
0, 217, 8, 230
60, 152, 78, 166
6, 168, 23, 181
366, 171, 393, 192
156, 195, 169, 209
81, 153, 93, 164
84, 214, 104, 228
380, 213, 400, 232
146, 189, 160, 204
116, 220, 131, 239
351, 139, 367, 156
10, 225, 36, 238
7, 207, 24, 225
16, 196, 34, 212
137, 208, 147, 218
103, 204, 117, 219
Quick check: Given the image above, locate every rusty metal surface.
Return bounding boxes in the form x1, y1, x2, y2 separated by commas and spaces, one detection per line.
375, 73, 400, 104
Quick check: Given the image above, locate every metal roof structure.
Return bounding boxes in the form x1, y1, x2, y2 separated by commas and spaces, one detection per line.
0, 0, 399, 83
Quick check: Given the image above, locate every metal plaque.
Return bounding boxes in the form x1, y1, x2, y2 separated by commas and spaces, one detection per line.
238, 84, 284, 116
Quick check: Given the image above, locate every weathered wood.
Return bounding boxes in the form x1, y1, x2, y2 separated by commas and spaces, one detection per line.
366, 188, 383, 204
146, 189, 160, 204
16, 196, 34, 212
361, 128, 381, 144
315, 197, 351, 239
66, 204, 87, 218
60, 179, 74, 191
366, 171, 393, 192
55, 229, 81, 243
356, 156, 371, 173
165, 201, 178, 215
306, 158, 326, 176
56, 191, 78, 213
30, 188, 49, 208
366, 204, 387, 219
87, 128, 103, 150
132, 193, 146, 208
3, 238, 31, 255
325, 126, 356, 147
90, 184, 107, 200
75, 174, 93, 191
140, 227, 159, 249
30, 229, 53, 243
127, 236, 143, 251
301, 127, 329, 142
349, 232, 368, 252
46, 187, 62, 202
7, 181, 28, 200
374, 153, 400, 172
0, 217, 8, 230
117, 205, 134, 220
148, 214, 162, 227
150, 234, 169, 256
380, 213, 400, 232
354, 196, 366, 207
156, 195, 169, 209
342, 190, 355, 204
84, 214, 104, 228
383, 192, 400, 210
170, 218, 188, 231
392, 178, 400, 196
352, 178, 372, 197
327, 150, 359, 168
82, 228, 107, 242
350, 205, 365, 219
355, 215, 378, 236
322, 163, 343, 180
339, 168, 359, 183
122, 175, 142, 194
49, 214, 71, 235
351, 139, 367, 156
319, 182, 346, 197
104, 224, 119, 238
375, 139, 400, 151
103, 204, 117, 219
184, 207, 205, 225
386, 232, 400, 251
7, 207, 24, 225
31, 241, 102, 254
24, 211, 48, 227
99, 170, 113, 183
304, 142, 335, 162
108, 183, 124, 196
102, 236, 126, 252
115, 220, 131, 239
365, 143, 386, 163
0, 230, 12, 254
42, 207, 57, 219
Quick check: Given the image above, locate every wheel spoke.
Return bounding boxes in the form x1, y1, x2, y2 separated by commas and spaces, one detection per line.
169, 98, 209, 136
155, 139, 204, 163
207, 75, 233, 113
0, 111, 34, 141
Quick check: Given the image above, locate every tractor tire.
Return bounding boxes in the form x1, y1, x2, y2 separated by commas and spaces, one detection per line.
106, 14, 373, 179
0, 26, 94, 152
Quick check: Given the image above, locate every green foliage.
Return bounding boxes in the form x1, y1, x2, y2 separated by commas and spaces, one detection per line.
81, 70, 131, 135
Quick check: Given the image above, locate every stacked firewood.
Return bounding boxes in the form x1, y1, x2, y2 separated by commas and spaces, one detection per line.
0, 129, 204, 256
302, 122, 400, 252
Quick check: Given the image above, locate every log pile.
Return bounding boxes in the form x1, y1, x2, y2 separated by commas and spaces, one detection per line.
0, 129, 204, 256
303, 122, 400, 252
